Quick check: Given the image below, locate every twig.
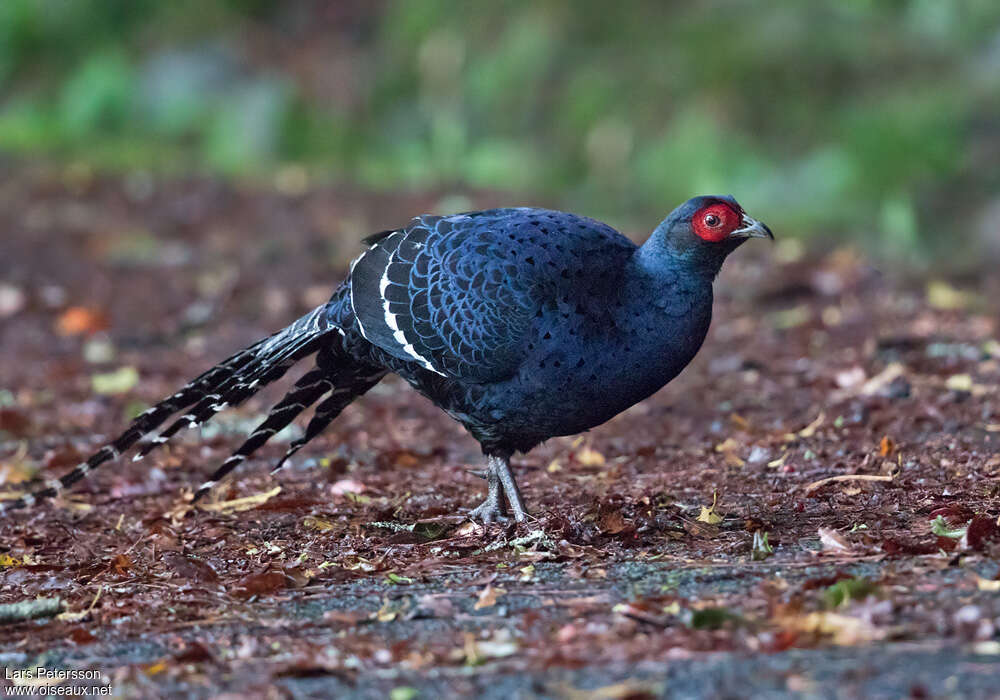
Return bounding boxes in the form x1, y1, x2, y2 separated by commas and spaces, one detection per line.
57, 586, 103, 623
0, 597, 64, 624
199, 486, 281, 513
803, 473, 895, 494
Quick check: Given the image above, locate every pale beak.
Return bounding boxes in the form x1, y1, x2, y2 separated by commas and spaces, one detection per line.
729, 215, 774, 240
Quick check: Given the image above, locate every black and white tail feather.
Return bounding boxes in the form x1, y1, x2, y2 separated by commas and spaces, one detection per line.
0, 303, 371, 515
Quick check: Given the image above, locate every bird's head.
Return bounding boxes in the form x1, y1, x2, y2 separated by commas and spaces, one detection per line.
649, 195, 772, 276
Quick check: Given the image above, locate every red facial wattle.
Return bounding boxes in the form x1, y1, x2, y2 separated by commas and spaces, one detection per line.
691, 203, 742, 243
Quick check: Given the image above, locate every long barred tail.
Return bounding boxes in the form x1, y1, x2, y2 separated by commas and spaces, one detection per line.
193, 364, 387, 501
0, 304, 344, 515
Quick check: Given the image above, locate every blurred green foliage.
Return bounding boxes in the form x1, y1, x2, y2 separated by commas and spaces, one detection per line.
1, 0, 998, 256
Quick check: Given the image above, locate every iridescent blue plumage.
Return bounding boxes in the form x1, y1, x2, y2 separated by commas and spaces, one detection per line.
2, 197, 771, 523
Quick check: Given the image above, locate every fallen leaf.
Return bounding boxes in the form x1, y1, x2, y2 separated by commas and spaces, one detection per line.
715, 438, 745, 467
930, 515, 967, 539
797, 413, 824, 438
233, 571, 287, 599
549, 679, 662, 700
824, 578, 877, 607
964, 516, 999, 551
199, 486, 281, 513
474, 583, 506, 610
686, 607, 742, 630
575, 446, 606, 467
927, 280, 973, 310
946, 374, 973, 392
331, 479, 366, 495
91, 366, 139, 395
302, 516, 337, 532
697, 491, 724, 524
832, 363, 905, 401
818, 527, 854, 554
975, 577, 1000, 592
389, 688, 419, 700
161, 552, 219, 583
0, 553, 22, 568
878, 435, 895, 457
57, 586, 103, 623
751, 530, 774, 561
782, 611, 886, 645
599, 509, 630, 534
109, 554, 132, 576
56, 307, 109, 336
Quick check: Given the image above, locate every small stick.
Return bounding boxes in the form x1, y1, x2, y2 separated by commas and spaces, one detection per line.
0, 597, 64, 624
804, 473, 895, 494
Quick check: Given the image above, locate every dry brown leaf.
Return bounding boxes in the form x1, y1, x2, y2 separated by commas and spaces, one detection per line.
55, 306, 109, 336
878, 435, 895, 457
818, 527, 854, 554
199, 486, 281, 513
474, 583, 506, 610
715, 438, 745, 467
782, 611, 886, 646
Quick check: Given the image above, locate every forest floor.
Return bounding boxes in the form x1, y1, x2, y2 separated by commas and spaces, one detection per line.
1, 167, 999, 699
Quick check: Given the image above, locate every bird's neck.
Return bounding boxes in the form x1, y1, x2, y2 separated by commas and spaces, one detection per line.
630, 237, 720, 292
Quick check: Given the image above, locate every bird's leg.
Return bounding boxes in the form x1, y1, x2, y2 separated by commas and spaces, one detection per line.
468, 461, 506, 524
491, 454, 528, 522
468, 454, 528, 524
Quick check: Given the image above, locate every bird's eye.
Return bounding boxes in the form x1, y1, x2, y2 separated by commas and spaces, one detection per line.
704, 214, 721, 227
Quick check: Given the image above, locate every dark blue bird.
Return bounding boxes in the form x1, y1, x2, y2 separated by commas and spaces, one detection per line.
1, 195, 771, 522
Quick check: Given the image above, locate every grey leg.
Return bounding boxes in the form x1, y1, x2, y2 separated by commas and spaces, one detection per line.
491, 454, 528, 522
468, 462, 506, 524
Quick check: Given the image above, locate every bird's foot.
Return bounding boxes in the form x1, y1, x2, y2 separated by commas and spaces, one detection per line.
467, 454, 528, 524
468, 498, 509, 525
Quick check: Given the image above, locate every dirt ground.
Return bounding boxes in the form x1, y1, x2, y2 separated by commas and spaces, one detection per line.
1, 166, 999, 699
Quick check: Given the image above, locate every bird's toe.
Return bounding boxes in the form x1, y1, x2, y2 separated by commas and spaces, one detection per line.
468, 500, 509, 525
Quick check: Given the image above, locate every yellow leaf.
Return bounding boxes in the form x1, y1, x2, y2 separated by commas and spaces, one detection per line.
946, 374, 973, 392
927, 280, 971, 310
143, 662, 167, 676
697, 506, 723, 525
798, 413, 825, 438
697, 492, 723, 524
715, 438, 740, 453
302, 516, 336, 532
91, 366, 139, 395
575, 446, 606, 467
199, 486, 281, 513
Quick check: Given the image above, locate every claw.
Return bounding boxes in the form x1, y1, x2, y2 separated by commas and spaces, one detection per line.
464, 468, 489, 480
468, 500, 509, 525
